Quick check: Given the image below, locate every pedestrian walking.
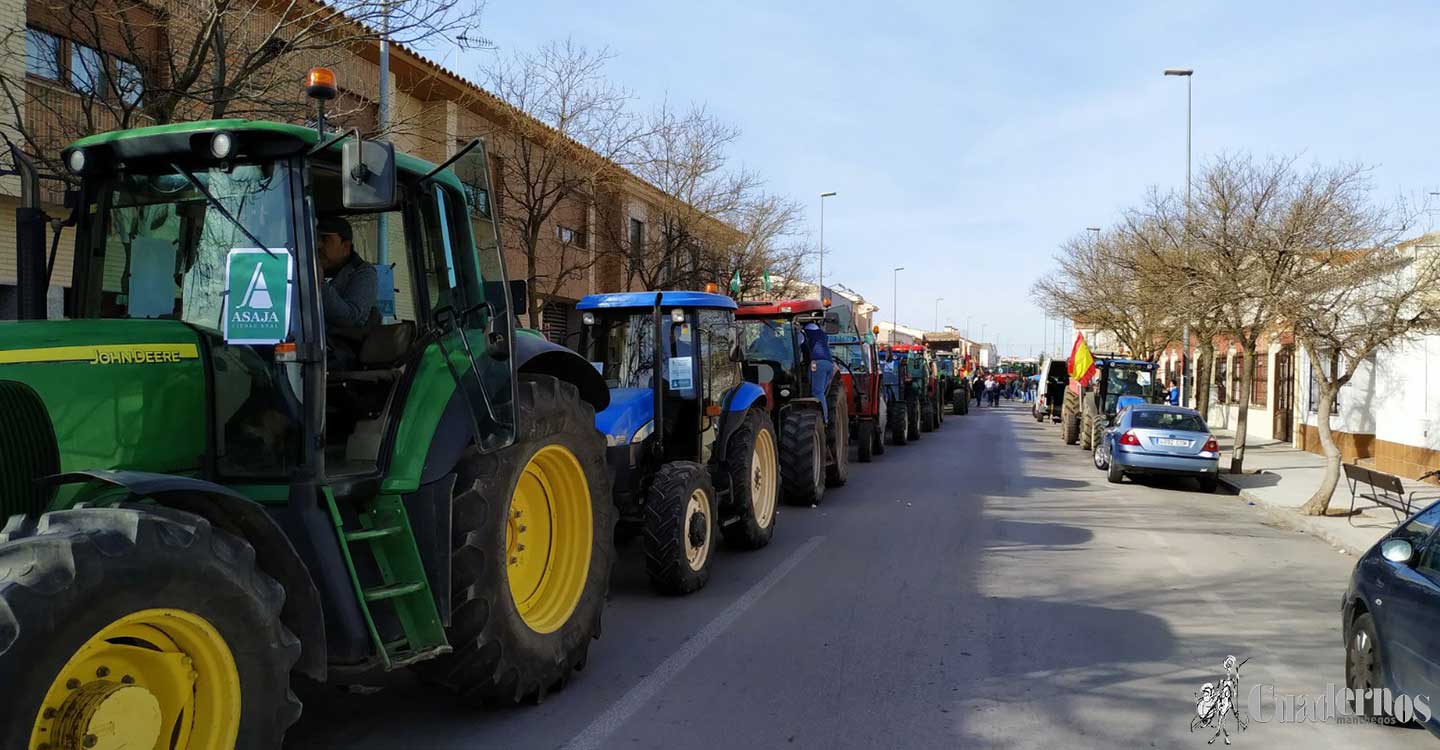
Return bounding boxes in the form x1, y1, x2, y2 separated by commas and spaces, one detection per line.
1167, 379, 1180, 406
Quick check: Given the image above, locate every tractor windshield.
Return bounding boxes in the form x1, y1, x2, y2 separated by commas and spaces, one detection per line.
584, 312, 692, 390
80, 162, 294, 331
831, 342, 869, 373
738, 318, 796, 372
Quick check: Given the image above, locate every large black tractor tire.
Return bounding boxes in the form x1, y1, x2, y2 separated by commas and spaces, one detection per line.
935, 393, 944, 425
857, 420, 875, 463
1080, 413, 1095, 451
920, 398, 935, 433
888, 399, 908, 447
907, 398, 922, 441
953, 389, 967, 416
825, 389, 850, 488
643, 461, 717, 595
780, 407, 826, 506
0, 506, 301, 749
719, 408, 779, 551
421, 374, 615, 704
872, 414, 886, 455
1061, 391, 1080, 445
1087, 420, 1104, 455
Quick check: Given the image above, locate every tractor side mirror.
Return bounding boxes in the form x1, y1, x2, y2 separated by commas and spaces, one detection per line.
342, 139, 397, 210
822, 312, 841, 335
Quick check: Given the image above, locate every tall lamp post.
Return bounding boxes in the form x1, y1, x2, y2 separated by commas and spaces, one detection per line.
1165, 67, 1193, 407
891, 266, 904, 346
934, 297, 944, 332
819, 191, 837, 298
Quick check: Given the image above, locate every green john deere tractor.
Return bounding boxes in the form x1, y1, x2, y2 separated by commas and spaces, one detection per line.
0, 95, 616, 746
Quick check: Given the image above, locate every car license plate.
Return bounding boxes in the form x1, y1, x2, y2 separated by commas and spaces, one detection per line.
1156, 438, 1191, 447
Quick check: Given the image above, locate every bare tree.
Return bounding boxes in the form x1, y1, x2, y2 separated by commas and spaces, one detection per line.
1031, 225, 1179, 362
1187, 154, 1396, 473
617, 102, 757, 290
4, 0, 485, 182
712, 192, 812, 300
1286, 232, 1440, 515
480, 38, 643, 325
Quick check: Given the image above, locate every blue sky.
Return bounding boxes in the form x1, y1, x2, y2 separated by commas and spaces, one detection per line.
452, 1, 1439, 357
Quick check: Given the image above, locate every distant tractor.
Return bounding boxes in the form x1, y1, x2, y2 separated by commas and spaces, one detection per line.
735, 300, 847, 506
878, 346, 912, 446
934, 351, 969, 416
1060, 356, 1163, 450
0, 73, 616, 746
829, 327, 885, 463
577, 291, 778, 594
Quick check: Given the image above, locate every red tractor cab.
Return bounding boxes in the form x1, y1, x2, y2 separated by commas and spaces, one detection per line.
735, 299, 847, 505
829, 325, 885, 463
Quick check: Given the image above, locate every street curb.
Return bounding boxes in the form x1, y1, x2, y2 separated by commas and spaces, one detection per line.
1216, 474, 1371, 557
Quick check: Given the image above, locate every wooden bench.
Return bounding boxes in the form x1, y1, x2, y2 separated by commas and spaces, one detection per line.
1344, 464, 1440, 525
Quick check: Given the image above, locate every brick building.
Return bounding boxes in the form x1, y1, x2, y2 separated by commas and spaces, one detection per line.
0, 0, 739, 338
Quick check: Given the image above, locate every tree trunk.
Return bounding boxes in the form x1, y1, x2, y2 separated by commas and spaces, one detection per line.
1195, 340, 1215, 422
1229, 341, 1255, 474
211, 19, 228, 119
1300, 380, 1343, 516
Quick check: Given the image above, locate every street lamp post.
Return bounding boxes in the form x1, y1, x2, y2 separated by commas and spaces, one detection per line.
819, 192, 837, 298
934, 297, 944, 332
1165, 67, 1193, 407
891, 266, 904, 346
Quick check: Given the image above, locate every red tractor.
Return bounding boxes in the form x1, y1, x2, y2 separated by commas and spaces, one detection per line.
829, 326, 885, 463
736, 300, 848, 505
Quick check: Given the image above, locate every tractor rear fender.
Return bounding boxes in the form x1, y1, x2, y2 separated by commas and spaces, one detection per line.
47, 470, 328, 680
513, 331, 609, 412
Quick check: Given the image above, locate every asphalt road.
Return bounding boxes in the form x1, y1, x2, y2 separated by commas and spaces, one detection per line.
287, 400, 1436, 749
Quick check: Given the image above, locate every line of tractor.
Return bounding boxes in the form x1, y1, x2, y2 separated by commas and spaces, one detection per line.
0, 69, 976, 748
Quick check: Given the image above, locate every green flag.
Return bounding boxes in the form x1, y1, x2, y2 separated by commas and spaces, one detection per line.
729, 269, 741, 294
763, 268, 772, 292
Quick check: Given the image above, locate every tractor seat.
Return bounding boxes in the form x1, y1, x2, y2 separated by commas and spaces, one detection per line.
330, 320, 416, 383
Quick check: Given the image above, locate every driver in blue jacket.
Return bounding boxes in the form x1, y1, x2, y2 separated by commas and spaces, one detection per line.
802, 321, 834, 421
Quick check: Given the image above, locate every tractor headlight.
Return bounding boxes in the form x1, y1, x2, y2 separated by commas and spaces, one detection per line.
210, 132, 234, 160
66, 149, 86, 174
582, 311, 595, 326
670, 308, 686, 324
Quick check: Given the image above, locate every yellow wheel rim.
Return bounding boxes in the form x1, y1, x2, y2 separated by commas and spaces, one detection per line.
30, 608, 240, 750
751, 428, 777, 529
507, 444, 594, 634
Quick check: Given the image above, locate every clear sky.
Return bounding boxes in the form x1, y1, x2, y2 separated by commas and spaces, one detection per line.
451, 1, 1439, 358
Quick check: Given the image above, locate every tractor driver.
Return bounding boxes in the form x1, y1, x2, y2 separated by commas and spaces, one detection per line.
317, 217, 378, 367
802, 321, 834, 421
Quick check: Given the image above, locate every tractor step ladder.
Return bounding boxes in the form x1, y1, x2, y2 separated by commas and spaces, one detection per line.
324, 491, 450, 668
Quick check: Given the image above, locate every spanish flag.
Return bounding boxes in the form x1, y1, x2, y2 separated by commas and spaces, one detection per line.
1068, 333, 1098, 386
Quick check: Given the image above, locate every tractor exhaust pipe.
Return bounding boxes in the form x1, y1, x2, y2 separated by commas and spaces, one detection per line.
652, 292, 664, 461
9, 143, 47, 320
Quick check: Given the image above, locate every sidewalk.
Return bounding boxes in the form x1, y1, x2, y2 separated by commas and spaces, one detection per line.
1210, 428, 1435, 556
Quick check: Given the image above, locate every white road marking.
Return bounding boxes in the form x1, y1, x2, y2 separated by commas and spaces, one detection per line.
562, 535, 826, 750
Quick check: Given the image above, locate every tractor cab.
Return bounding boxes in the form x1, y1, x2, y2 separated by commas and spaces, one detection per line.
1095, 357, 1162, 418
828, 324, 885, 462
578, 291, 776, 594
0, 68, 617, 742
735, 299, 848, 504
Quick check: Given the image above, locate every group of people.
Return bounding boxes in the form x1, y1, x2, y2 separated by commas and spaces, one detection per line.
969, 372, 1031, 407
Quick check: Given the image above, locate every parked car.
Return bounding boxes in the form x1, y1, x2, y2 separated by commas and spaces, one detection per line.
1341, 497, 1440, 736
1092, 404, 1220, 492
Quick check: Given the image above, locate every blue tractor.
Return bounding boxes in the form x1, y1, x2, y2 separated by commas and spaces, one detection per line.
577, 292, 779, 595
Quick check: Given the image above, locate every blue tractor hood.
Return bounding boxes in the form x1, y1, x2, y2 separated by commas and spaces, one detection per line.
595, 388, 655, 445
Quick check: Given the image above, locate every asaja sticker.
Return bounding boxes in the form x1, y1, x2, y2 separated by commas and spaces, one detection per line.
224, 249, 293, 345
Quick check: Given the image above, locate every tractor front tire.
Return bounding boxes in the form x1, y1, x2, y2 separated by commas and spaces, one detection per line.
857, 420, 875, 463
1089, 421, 1105, 456
421, 374, 615, 704
643, 462, 717, 595
872, 415, 886, 455
0, 506, 301, 749
888, 399, 908, 446
719, 408, 779, 551
825, 389, 850, 488
1061, 392, 1080, 445
907, 399, 922, 441
781, 407, 826, 506
1080, 413, 1095, 451
920, 400, 935, 433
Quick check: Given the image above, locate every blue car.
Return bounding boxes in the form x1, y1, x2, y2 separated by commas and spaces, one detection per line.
1342, 500, 1440, 735
1092, 403, 1220, 492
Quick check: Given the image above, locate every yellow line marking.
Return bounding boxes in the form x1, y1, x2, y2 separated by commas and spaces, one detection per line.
0, 343, 200, 365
